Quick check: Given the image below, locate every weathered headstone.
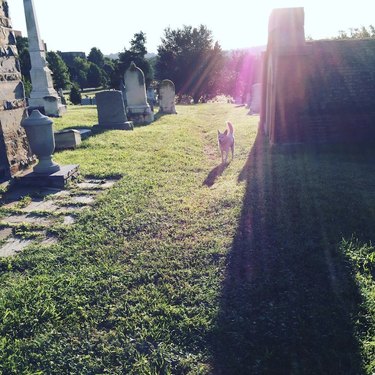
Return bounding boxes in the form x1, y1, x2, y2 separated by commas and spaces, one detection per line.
248, 83, 262, 114
94, 90, 133, 131
23, 0, 66, 116
0, 1, 34, 180
158, 79, 177, 114
124, 62, 154, 124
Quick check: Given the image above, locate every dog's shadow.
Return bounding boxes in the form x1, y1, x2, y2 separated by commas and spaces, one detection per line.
203, 162, 229, 187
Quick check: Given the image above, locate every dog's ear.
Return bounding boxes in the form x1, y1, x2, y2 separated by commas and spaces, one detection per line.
224, 130, 228, 135
217, 130, 221, 135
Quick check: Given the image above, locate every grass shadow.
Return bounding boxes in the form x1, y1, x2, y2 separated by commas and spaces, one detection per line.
212, 131, 374, 374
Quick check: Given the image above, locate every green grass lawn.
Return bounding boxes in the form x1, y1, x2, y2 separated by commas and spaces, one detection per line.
0, 103, 374, 374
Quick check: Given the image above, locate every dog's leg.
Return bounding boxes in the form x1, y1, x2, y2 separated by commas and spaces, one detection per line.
231, 141, 234, 160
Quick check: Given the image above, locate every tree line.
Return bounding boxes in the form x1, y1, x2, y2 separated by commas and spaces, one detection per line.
16, 25, 261, 105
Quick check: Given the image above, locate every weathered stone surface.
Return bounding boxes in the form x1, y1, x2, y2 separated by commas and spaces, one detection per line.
23, 0, 66, 116
0, 238, 32, 257
0, 227, 12, 240
54, 129, 81, 150
70, 195, 95, 205
261, 7, 375, 144
0, 1, 34, 179
124, 62, 154, 124
1, 213, 53, 226
159, 80, 177, 114
95, 90, 133, 130
15, 164, 79, 189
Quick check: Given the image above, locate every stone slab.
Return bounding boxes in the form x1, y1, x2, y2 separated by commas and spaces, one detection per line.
70, 195, 95, 205
1, 214, 53, 226
15, 164, 79, 189
54, 129, 82, 150
76, 179, 117, 190
0, 227, 13, 240
0, 238, 32, 257
20, 200, 60, 213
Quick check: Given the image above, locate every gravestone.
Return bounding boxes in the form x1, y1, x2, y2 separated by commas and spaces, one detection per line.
94, 90, 133, 131
248, 83, 262, 114
0, 1, 34, 180
23, 0, 66, 116
159, 79, 177, 114
124, 62, 154, 124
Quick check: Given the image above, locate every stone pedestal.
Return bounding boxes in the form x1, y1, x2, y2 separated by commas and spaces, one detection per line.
15, 164, 79, 188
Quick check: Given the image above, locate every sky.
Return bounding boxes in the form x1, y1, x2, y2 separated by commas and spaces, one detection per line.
9, 0, 375, 55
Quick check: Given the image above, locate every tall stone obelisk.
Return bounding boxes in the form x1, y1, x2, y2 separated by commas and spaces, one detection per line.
23, 0, 66, 116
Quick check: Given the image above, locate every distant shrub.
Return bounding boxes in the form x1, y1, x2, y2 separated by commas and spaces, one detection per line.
69, 84, 81, 105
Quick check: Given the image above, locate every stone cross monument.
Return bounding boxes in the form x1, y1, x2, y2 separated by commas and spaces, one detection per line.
23, 0, 66, 116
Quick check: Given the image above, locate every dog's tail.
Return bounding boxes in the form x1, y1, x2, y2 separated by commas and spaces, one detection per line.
227, 121, 234, 135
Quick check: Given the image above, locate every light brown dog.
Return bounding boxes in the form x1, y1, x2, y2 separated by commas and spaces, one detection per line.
218, 121, 235, 164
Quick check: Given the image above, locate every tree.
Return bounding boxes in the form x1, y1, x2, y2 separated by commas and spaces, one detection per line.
88, 47, 105, 68
116, 31, 153, 87
16, 36, 31, 96
336, 25, 375, 39
70, 57, 90, 88
87, 62, 104, 88
69, 83, 81, 105
218, 50, 257, 101
155, 25, 224, 103
46, 51, 71, 89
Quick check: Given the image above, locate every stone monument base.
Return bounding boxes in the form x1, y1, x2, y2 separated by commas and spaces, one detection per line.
28, 96, 67, 117
15, 164, 79, 189
127, 108, 154, 125
92, 121, 134, 132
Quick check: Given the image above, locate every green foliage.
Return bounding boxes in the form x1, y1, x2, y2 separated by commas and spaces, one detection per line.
87, 47, 105, 68
86, 63, 104, 88
117, 31, 153, 88
219, 50, 259, 101
1, 104, 375, 374
69, 84, 81, 105
46, 51, 71, 89
336, 25, 375, 39
15, 36, 31, 81
22, 78, 32, 98
156, 25, 224, 103
341, 239, 375, 373
70, 57, 90, 89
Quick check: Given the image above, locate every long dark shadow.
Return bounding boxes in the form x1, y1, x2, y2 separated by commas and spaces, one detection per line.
212, 130, 371, 374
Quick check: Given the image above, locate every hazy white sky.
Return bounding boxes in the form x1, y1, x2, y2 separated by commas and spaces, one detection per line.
9, 0, 375, 55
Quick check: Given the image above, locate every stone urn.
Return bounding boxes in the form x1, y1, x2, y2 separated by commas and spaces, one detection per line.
21, 110, 60, 174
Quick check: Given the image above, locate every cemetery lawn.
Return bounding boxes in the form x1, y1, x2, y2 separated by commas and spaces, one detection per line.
0, 103, 374, 374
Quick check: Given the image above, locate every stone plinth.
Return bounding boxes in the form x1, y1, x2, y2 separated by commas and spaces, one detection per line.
16, 164, 79, 188
54, 129, 82, 150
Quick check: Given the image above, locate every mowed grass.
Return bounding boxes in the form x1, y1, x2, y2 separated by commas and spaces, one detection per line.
0, 103, 374, 374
